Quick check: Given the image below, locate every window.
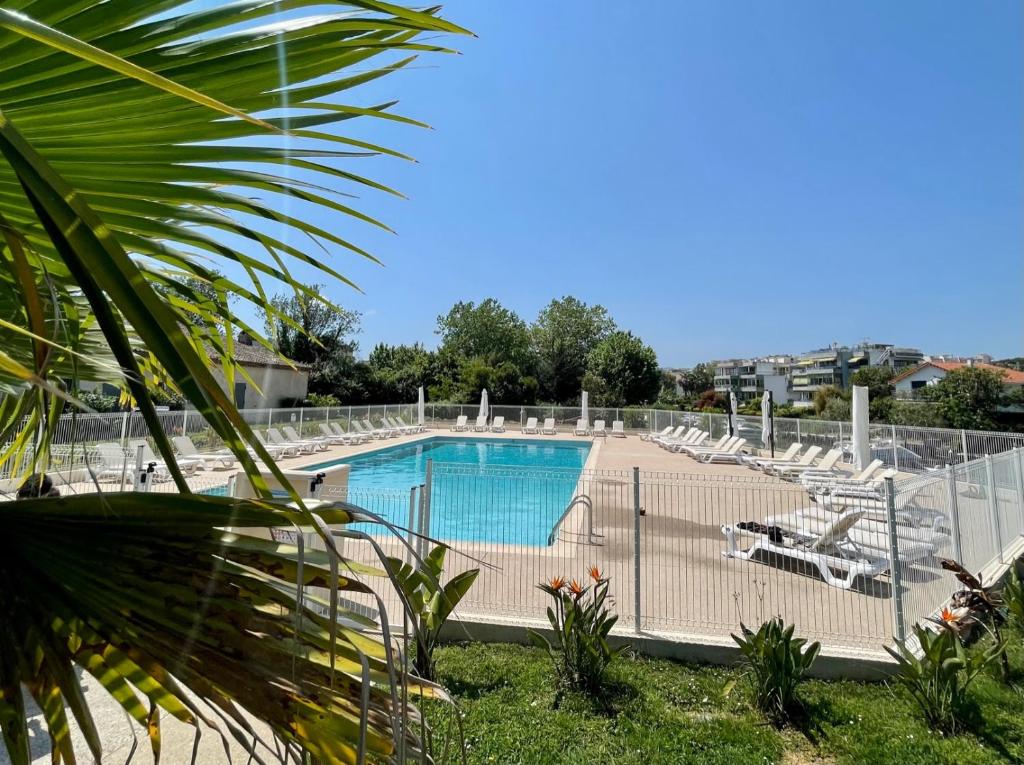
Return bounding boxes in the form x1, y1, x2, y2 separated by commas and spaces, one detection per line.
234, 382, 247, 408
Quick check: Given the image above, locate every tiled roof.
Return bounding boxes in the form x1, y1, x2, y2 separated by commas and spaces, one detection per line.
892, 361, 1024, 385
205, 339, 309, 371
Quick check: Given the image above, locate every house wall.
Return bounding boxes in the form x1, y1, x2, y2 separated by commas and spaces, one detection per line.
893, 367, 946, 392
212, 364, 309, 409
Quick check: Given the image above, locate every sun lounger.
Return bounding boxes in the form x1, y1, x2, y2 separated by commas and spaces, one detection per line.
801, 459, 884, 491
450, 415, 468, 432
522, 417, 539, 434
541, 418, 557, 435
611, 420, 626, 437
771, 449, 842, 479
574, 419, 590, 436
363, 419, 398, 438
91, 443, 154, 482
741, 443, 801, 469
694, 438, 747, 463
769, 505, 949, 553
396, 416, 425, 433
653, 426, 689, 447
256, 430, 300, 457
283, 425, 333, 450
172, 436, 236, 470
667, 432, 719, 453
641, 426, 673, 442
129, 439, 201, 474
679, 435, 738, 457
721, 508, 932, 590
592, 420, 608, 438
753, 445, 821, 473
329, 422, 370, 444
317, 423, 359, 445
472, 415, 489, 432
385, 417, 417, 435
268, 428, 319, 454
490, 416, 506, 432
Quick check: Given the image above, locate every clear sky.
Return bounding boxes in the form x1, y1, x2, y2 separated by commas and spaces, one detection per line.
236, 1, 1023, 367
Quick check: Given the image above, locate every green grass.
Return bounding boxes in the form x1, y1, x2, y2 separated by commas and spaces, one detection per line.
424, 634, 1024, 765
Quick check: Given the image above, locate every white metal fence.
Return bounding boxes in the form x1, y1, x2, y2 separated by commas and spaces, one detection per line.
282, 448, 1024, 657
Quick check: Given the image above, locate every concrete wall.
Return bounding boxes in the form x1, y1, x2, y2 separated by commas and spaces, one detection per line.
894, 366, 944, 392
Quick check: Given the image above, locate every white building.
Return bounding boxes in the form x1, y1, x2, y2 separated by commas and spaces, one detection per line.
207, 333, 310, 409
713, 356, 793, 404
892, 360, 1024, 398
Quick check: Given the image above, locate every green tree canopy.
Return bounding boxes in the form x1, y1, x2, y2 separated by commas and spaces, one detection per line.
264, 288, 361, 397
531, 296, 615, 403
677, 362, 715, 396
850, 366, 895, 400
366, 342, 436, 402
927, 367, 1007, 430
582, 331, 662, 407
436, 298, 534, 371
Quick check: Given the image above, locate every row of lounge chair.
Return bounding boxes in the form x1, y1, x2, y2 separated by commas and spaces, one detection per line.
450, 415, 629, 437
648, 427, 749, 463
722, 441, 951, 589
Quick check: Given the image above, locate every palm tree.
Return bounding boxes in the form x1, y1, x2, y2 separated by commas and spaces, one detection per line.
0, 2, 469, 763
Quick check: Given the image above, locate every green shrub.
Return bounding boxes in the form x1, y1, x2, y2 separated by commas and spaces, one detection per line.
1003, 566, 1024, 631
528, 568, 624, 700
388, 545, 478, 682
727, 617, 820, 722
75, 389, 120, 412
308, 392, 341, 407
886, 623, 1004, 733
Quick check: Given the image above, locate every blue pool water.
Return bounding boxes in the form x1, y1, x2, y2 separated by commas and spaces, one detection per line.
303, 437, 591, 546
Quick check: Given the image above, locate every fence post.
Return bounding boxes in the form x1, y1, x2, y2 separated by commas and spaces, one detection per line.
961, 430, 969, 464
267, 408, 273, 428
118, 410, 129, 450
884, 477, 906, 643
891, 424, 900, 472
984, 455, 1004, 563
420, 460, 433, 561
838, 421, 844, 446
181, 407, 188, 437
796, 418, 801, 444
1016, 448, 1024, 532
299, 407, 304, 433
348, 406, 352, 432
946, 466, 963, 564
632, 466, 642, 635
406, 486, 420, 566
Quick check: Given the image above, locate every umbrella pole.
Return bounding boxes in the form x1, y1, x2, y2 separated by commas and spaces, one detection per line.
768, 391, 775, 457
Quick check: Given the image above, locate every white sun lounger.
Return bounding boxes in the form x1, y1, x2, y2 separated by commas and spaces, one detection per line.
740, 443, 801, 469
722, 508, 931, 590
91, 443, 161, 482
753, 445, 821, 473
611, 420, 626, 437
522, 417, 539, 434
385, 417, 417, 435
801, 459, 884, 490
129, 439, 201, 474
396, 416, 424, 433
592, 420, 607, 438
574, 419, 590, 436
653, 426, 687, 447
363, 419, 398, 438
490, 416, 505, 432
472, 415, 489, 432
679, 435, 737, 457
317, 423, 358, 445
283, 425, 333, 450
450, 415, 468, 432
694, 438, 747, 463
769, 505, 949, 553
641, 426, 673, 442
256, 430, 300, 457
172, 436, 236, 470
268, 428, 319, 454
329, 422, 370, 444
771, 449, 842, 479
541, 418, 557, 435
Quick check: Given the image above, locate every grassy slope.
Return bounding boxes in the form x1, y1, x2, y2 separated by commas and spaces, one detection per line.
425, 635, 1024, 765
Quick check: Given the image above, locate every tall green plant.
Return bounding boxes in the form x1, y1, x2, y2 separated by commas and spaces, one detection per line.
727, 618, 820, 722
0, 2, 470, 762
388, 545, 480, 682
886, 623, 1004, 733
528, 568, 625, 700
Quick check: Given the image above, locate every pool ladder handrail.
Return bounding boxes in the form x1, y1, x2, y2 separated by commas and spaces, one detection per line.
547, 494, 595, 546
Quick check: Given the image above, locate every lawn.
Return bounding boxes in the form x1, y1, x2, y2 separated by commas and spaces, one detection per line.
424, 634, 1024, 765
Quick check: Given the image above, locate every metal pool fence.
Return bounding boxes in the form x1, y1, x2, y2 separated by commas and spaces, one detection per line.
279, 448, 1024, 657
8, 400, 1023, 494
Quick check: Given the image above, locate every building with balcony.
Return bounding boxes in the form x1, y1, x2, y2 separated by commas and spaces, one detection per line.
789, 343, 924, 407
713, 356, 793, 404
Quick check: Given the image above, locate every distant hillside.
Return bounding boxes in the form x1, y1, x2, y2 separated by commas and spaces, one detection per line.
995, 357, 1024, 372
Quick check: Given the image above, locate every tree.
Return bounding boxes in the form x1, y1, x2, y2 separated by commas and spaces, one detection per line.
850, 366, 894, 400
531, 296, 615, 403
366, 343, 437, 402
813, 385, 846, 415
677, 363, 715, 397
582, 331, 662, 407
0, 3, 469, 761
927, 367, 1007, 430
436, 299, 535, 371
265, 288, 361, 397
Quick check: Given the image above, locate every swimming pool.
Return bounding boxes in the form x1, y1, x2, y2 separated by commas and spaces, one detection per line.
304, 437, 592, 546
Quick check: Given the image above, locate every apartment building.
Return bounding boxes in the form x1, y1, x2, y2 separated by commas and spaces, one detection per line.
713, 356, 793, 404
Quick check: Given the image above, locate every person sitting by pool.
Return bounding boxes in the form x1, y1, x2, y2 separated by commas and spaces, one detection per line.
16, 473, 61, 499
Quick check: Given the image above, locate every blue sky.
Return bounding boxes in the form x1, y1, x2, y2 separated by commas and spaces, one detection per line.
234, 1, 1022, 366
